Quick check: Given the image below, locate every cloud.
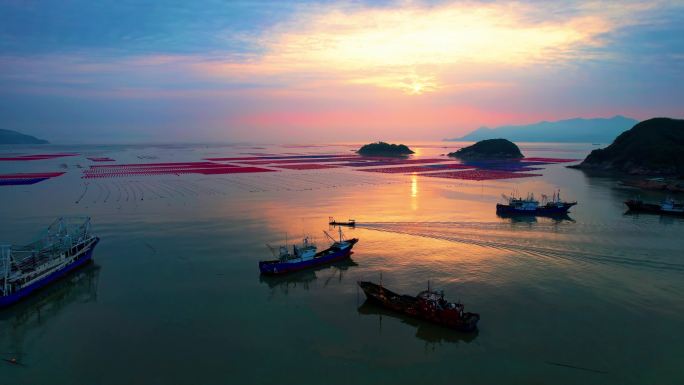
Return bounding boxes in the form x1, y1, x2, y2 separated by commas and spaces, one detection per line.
1, 1, 682, 143
3, 1, 678, 98
194, 1, 650, 94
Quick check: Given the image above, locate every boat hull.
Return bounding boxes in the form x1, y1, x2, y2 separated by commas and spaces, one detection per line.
0, 238, 99, 308
329, 222, 356, 227
259, 239, 358, 275
496, 202, 576, 216
625, 200, 684, 216
357, 281, 480, 332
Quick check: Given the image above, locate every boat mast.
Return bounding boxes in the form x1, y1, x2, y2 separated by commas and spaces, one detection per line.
1, 245, 10, 296
322, 230, 337, 243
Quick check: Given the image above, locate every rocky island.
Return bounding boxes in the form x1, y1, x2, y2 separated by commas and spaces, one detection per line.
0, 129, 49, 144
357, 142, 414, 157
571, 118, 684, 176
448, 138, 523, 160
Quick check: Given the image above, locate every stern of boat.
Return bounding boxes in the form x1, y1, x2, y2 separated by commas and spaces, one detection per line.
259, 260, 280, 275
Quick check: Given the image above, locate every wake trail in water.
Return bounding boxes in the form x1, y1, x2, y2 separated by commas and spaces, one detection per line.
358, 222, 684, 272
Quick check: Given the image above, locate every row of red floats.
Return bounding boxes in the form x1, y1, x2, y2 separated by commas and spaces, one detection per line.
423, 170, 544, 181
359, 164, 473, 174
0, 172, 65, 185
82, 162, 277, 179
0, 152, 578, 182
0, 153, 77, 161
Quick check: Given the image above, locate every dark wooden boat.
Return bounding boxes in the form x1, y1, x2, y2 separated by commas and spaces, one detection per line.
357, 281, 480, 332
328, 217, 356, 227
625, 198, 684, 216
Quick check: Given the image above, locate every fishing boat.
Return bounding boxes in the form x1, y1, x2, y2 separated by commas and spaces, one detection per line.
625, 197, 684, 216
496, 190, 576, 216
328, 217, 356, 227
357, 281, 480, 332
259, 228, 358, 275
1, 217, 99, 308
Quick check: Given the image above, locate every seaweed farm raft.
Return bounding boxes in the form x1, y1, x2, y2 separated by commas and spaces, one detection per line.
1, 217, 100, 308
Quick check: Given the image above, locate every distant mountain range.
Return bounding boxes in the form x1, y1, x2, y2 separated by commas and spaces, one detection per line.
0, 129, 49, 144
446, 116, 638, 143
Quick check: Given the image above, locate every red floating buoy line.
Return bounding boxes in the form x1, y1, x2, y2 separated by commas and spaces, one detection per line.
82, 161, 278, 179
0, 153, 78, 161
0, 172, 65, 186
274, 164, 341, 170
423, 169, 543, 181
359, 164, 474, 174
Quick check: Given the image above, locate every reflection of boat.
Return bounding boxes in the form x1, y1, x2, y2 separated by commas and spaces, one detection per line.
259, 259, 358, 291
625, 197, 684, 216
497, 212, 575, 223
0, 264, 100, 361
496, 191, 577, 216
357, 281, 480, 332
1, 264, 100, 321
357, 301, 478, 344
1, 217, 99, 308
329, 217, 356, 227
259, 228, 359, 275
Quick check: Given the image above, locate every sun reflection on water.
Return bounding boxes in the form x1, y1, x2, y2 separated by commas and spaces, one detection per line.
411, 174, 419, 211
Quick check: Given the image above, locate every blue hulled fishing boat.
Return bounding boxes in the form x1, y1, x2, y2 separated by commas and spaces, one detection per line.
259, 228, 358, 275
496, 191, 576, 216
1, 217, 99, 308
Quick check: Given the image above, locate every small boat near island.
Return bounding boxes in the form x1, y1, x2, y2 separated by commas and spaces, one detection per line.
357, 281, 480, 332
259, 228, 358, 275
328, 217, 356, 227
1, 217, 99, 308
496, 190, 577, 216
625, 197, 684, 216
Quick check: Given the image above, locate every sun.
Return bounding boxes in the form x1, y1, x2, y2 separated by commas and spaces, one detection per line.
410, 82, 424, 95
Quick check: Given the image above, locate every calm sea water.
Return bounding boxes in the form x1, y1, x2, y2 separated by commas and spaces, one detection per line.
1, 142, 683, 384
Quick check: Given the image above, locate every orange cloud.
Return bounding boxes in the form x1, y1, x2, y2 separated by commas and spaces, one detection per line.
195, 1, 627, 94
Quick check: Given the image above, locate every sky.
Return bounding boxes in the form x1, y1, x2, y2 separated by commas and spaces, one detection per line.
0, 0, 682, 143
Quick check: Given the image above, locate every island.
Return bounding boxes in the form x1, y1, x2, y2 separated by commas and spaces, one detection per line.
0, 129, 49, 144
571, 118, 684, 176
448, 138, 523, 160
445, 116, 637, 143
357, 142, 414, 157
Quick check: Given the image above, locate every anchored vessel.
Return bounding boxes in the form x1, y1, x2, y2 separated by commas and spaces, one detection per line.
328, 217, 356, 227
259, 228, 358, 275
625, 197, 684, 216
357, 281, 480, 332
496, 190, 576, 216
1, 217, 99, 308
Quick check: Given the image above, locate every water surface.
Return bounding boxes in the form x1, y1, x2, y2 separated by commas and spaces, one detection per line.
1, 142, 682, 384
